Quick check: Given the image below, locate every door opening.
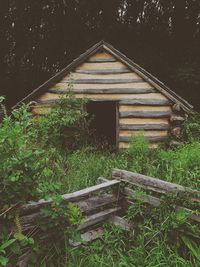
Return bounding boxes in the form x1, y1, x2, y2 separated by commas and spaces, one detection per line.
86, 101, 117, 148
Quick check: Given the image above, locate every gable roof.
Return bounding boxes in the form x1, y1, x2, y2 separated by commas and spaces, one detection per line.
13, 40, 193, 111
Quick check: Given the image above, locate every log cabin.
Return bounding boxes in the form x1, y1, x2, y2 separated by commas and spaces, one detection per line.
14, 41, 193, 149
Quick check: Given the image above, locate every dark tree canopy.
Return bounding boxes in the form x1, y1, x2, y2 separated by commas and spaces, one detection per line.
0, 0, 200, 110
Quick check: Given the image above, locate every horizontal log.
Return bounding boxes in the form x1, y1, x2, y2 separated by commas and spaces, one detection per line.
170, 127, 181, 137
77, 206, 121, 231
77, 61, 126, 70
22, 180, 121, 213
120, 99, 171, 106
69, 227, 104, 246
109, 215, 132, 231
87, 58, 117, 62
75, 193, 119, 214
124, 187, 161, 207
119, 111, 171, 118
170, 115, 185, 122
62, 79, 144, 84
172, 103, 181, 112
49, 88, 156, 94
52, 82, 154, 90
125, 188, 200, 223
119, 124, 170, 130
20, 194, 118, 232
75, 69, 130, 74
119, 136, 167, 143
112, 169, 198, 195
119, 105, 172, 112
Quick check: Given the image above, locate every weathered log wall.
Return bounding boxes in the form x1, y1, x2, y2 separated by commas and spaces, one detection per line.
32, 51, 186, 149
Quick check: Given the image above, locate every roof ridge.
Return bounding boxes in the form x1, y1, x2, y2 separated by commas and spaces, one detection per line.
13, 41, 193, 111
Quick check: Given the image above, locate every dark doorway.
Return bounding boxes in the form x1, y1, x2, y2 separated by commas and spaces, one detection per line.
86, 101, 117, 148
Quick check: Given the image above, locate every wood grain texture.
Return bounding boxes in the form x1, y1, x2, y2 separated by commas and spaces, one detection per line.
32, 106, 52, 115
75, 69, 130, 74
61, 79, 144, 84
77, 207, 121, 231
119, 130, 168, 137
119, 124, 170, 130
119, 105, 172, 112
119, 111, 171, 118
119, 136, 167, 143
120, 99, 171, 106
87, 58, 117, 62
37, 92, 166, 102
51, 82, 154, 90
22, 179, 120, 213
112, 169, 198, 194
63, 72, 141, 81
119, 118, 169, 124
49, 88, 156, 94
119, 142, 159, 149
76, 61, 127, 70
88, 52, 116, 61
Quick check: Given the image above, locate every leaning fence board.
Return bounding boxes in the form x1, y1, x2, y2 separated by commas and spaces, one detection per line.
112, 169, 198, 194
69, 227, 104, 246
109, 215, 132, 231
77, 207, 121, 231
22, 180, 120, 213
125, 188, 200, 223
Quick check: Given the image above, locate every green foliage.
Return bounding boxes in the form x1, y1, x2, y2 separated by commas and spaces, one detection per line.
0, 94, 89, 266
0, 94, 199, 266
183, 112, 200, 142
34, 94, 90, 150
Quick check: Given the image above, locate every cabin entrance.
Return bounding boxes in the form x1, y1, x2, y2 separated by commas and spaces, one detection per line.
86, 101, 117, 148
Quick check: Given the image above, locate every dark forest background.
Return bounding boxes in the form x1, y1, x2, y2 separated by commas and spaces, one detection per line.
0, 0, 200, 110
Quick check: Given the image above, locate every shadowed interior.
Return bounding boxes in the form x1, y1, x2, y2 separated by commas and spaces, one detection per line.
86, 101, 117, 147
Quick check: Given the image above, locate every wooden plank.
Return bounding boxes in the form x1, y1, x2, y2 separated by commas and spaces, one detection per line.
77, 61, 127, 70
119, 105, 172, 112
88, 58, 117, 62
61, 79, 144, 84
119, 111, 171, 118
109, 215, 132, 231
69, 227, 104, 246
119, 130, 168, 137
19, 193, 120, 232
63, 72, 140, 80
75, 193, 119, 214
49, 88, 156, 95
112, 169, 198, 194
119, 124, 170, 130
119, 118, 169, 124
37, 92, 166, 102
124, 187, 160, 207
170, 115, 185, 122
120, 99, 171, 106
125, 188, 200, 223
22, 180, 121, 213
119, 142, 159, 149
119, 136, 167, 143
52, 82, 154, 90
32, 106, 52, 115
77, 207, 121, 231
75, 69, 130, 74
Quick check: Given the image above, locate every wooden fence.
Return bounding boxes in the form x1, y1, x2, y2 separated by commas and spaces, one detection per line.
7, 169, 199, 266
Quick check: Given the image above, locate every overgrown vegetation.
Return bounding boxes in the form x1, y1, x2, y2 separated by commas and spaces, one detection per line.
0, 95, 199, 266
